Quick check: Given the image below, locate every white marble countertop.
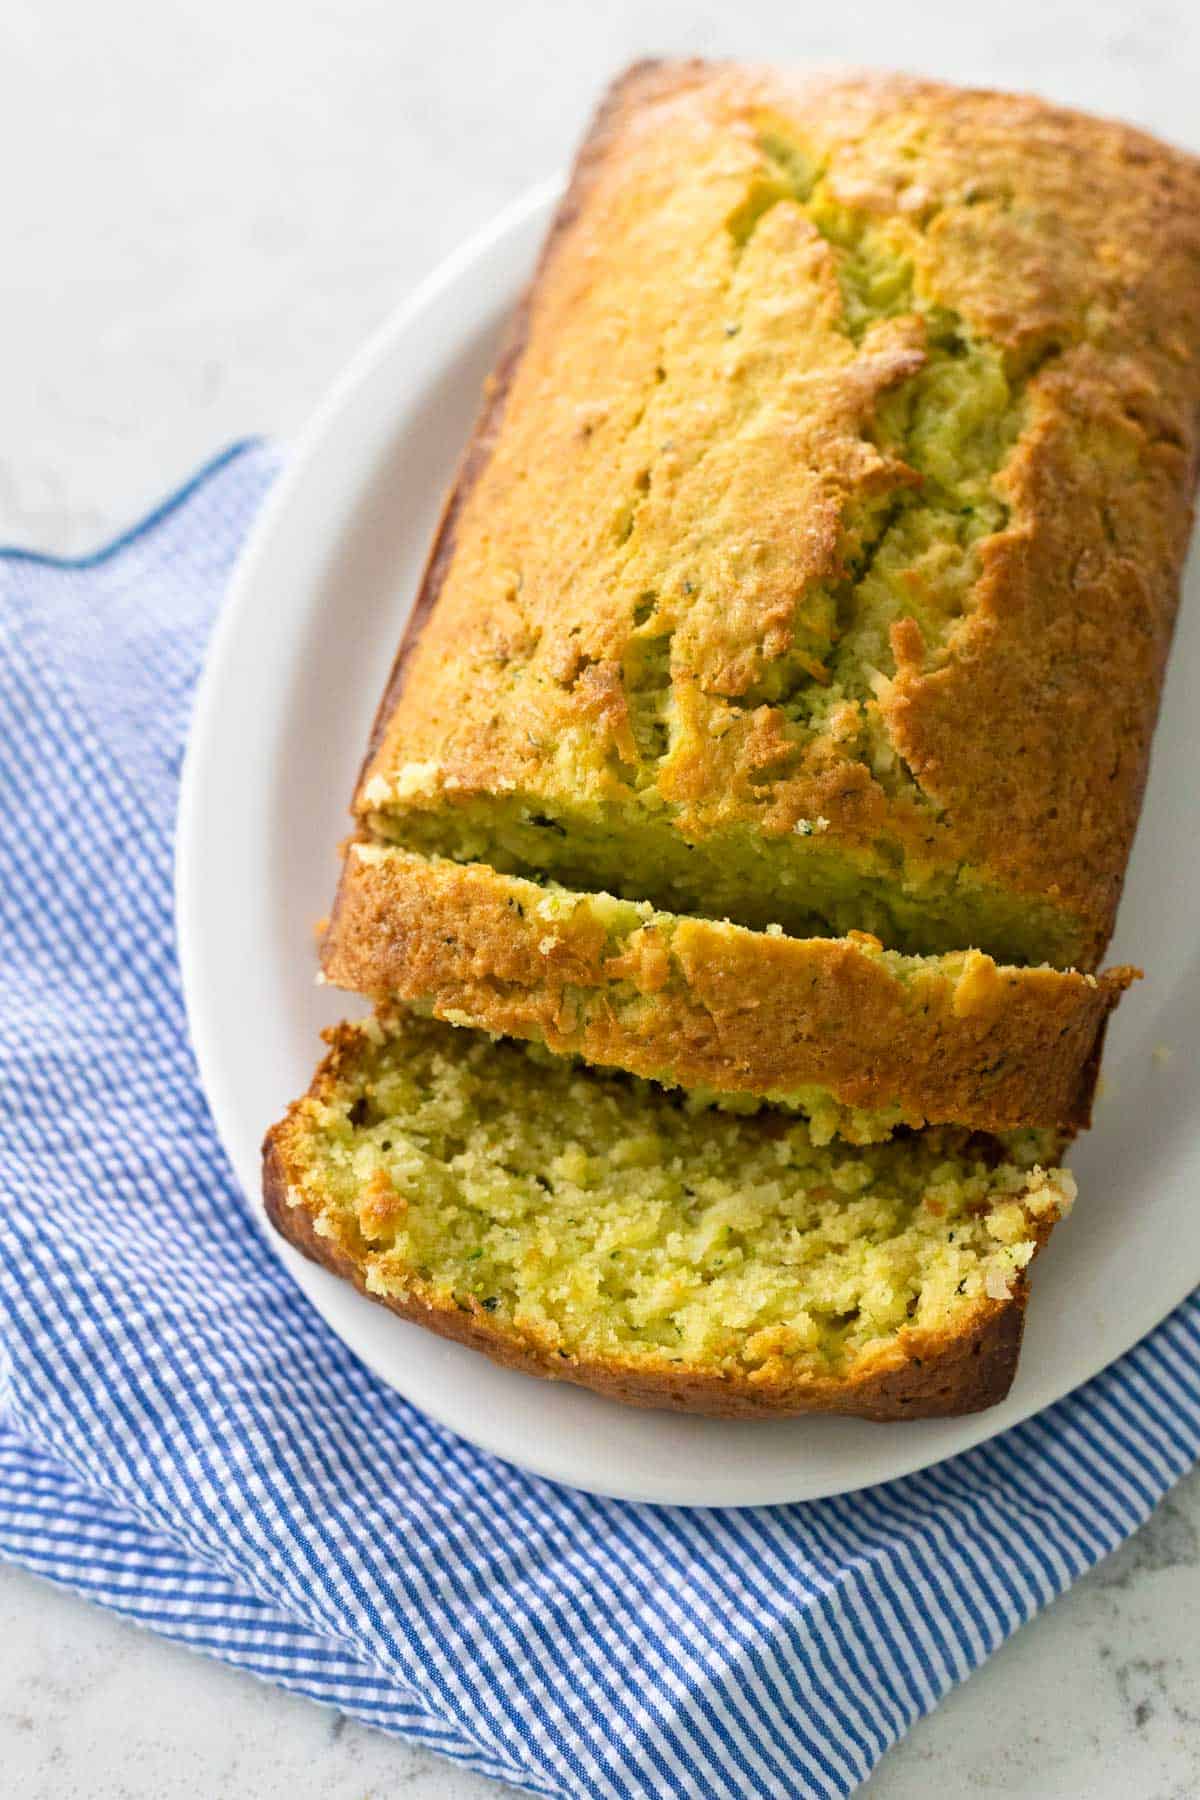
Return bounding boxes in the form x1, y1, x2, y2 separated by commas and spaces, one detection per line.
2, 0, 1198, 1793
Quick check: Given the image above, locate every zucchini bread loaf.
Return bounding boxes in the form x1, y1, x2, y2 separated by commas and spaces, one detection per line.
265, 64, 1199, 1422
352, 60, 1200, 970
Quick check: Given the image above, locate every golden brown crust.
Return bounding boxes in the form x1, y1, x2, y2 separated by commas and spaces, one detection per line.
263, 1125, 1041, 1421
359, 61, 677, 782
357, 61, 1200, 967
322, 846, 1135, 1133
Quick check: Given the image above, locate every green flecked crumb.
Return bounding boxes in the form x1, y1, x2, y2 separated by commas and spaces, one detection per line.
292, 1014, 1074, 1377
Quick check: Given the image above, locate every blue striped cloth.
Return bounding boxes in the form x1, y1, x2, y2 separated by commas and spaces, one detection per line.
1, 440, 1198, 1800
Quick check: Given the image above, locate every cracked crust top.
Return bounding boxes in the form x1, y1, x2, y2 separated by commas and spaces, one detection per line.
357, 61, 1200, 967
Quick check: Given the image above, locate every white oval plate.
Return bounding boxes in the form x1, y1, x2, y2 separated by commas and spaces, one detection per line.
177, 182, 1200, 1508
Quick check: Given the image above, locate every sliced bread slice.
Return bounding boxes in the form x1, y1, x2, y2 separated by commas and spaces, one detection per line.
321, 844, 1134, 1143
263, 1010, 1075, 1421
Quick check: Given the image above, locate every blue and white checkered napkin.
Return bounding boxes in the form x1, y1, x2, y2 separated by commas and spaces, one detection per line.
2, 440, 1198, 1800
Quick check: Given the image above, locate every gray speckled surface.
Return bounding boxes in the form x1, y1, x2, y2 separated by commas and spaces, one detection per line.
2, 0, 1198, 1792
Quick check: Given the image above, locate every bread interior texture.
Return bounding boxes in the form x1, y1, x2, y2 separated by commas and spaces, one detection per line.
280, 1014, 1074, 1380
